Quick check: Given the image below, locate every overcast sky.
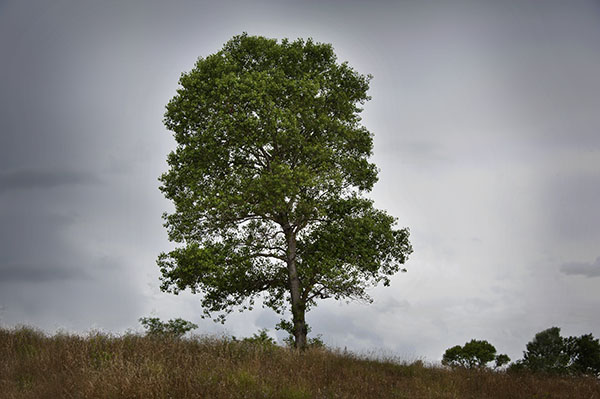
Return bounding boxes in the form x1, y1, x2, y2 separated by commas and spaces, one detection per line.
1, 0, 599, 363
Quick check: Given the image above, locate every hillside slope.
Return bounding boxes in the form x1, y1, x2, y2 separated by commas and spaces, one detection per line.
1, 327, 599, 398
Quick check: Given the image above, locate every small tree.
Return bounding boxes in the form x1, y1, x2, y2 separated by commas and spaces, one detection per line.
442, 339, 510, 369
158, 34, 412, 350
139, 317, 198, 339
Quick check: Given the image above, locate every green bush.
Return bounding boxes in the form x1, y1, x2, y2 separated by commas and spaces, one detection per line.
241, 329, 277, 346
139, 316, 198, 339
442, 339, 510, 369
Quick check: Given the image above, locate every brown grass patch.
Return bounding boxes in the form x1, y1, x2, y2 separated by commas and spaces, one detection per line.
1, 326, 599, 398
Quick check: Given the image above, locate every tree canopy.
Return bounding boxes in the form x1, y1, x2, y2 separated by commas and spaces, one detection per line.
157, 34, 412, 349
442, 339, 510, 369
139, 317, 198, 339
522, 327, 570, 374
510, 327, 600, 376
566, 333, 600, 376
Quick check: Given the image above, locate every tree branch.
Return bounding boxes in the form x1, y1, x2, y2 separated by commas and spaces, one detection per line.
306, 285, 330, 301
248, 252, 287, 262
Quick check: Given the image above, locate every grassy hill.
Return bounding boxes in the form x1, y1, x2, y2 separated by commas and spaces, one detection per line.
1, 326, 599, 398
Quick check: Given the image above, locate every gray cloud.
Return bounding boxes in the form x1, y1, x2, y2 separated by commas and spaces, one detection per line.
544, 173, 600, 242
1, 0, 599, 363
0, 168, 98, 194
561, 257, 600, 278
0, 263, 88, 283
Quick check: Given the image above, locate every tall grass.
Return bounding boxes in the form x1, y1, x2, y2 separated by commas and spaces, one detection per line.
1, 326, 599, 398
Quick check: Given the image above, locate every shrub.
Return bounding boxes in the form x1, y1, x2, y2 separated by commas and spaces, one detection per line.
241, 329, 277, 346
139, 316, 198, 339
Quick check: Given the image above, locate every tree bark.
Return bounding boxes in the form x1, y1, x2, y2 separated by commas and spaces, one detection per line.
285, 228, 307, 350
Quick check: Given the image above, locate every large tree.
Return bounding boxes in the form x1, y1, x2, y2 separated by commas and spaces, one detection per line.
158, 34, 412, 349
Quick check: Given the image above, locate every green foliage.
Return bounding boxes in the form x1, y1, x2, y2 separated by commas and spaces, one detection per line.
307, 334, 326, 349
157, 33, 412, 348
442, 339, 510, 369
139, 316, 198, 339
566, 333, 600, 377
282, 333, 325, 349
276, 319, 324, 348
240, 328, 277, 346
441, 345, 464, 367
516, 327, 600, 376
522, 327, 570, 374
494, 353, 511, 369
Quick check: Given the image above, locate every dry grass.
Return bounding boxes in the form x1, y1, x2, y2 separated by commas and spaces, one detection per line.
1, 326, 599, 398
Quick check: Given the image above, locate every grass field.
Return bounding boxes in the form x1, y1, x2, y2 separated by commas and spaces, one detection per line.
1, 326, 599, 398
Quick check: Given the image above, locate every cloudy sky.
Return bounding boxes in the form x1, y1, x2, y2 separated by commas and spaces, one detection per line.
1, 0, 599, 362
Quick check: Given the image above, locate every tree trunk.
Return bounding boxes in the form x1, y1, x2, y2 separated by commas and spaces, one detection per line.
285, 229, 308, 350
